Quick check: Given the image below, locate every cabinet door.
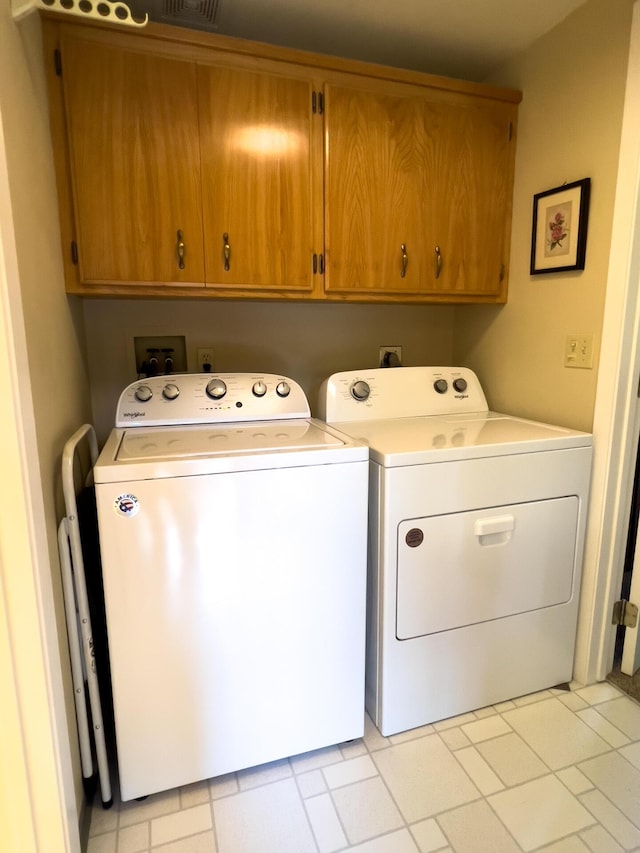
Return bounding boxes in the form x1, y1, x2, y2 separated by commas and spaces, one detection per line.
424, 99, 515, 297
198, 65, 322, 294
324, 83, 428, 296
62, 38, 205, 286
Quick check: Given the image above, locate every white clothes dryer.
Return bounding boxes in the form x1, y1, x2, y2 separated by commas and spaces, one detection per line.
318, 366, 593, 737
94, 373, 368, 800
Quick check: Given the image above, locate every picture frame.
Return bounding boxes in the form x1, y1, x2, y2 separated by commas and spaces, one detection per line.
530, 178, 591, 275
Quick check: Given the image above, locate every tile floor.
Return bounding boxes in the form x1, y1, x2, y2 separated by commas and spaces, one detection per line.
86, 681, 640, 853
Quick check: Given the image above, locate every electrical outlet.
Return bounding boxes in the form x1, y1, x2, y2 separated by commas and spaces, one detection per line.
564, 334, 594, 369
197, 347, 214, 372
379, 345, 403, 367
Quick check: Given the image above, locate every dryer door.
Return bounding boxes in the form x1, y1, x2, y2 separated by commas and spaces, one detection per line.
396, 496, 579, 639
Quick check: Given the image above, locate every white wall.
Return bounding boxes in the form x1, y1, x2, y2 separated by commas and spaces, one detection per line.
455, 0, 634, 433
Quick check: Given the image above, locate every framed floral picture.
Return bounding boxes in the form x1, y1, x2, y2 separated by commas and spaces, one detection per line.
530, 178, 591, 275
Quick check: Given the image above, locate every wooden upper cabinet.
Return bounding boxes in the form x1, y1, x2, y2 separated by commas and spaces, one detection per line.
198, 65, 322, 293
61, 37, 205, 286
423, 99, 516, 297
324, 83, 429, 296
45, 20, 519, 301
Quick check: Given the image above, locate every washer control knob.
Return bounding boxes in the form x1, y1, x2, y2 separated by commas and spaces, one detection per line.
434, 379, 448, 394
134, 384, 152, 402
453, 378, 468, 393
276, 381, 291, 398
252, 381, 267, 397
350, 380, 371, 401
162, 383, 180, 401
206, 378, 227, 400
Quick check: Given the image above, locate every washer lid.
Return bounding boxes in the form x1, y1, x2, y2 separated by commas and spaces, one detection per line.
330, 411, 592, 466
94, 418, 368, 481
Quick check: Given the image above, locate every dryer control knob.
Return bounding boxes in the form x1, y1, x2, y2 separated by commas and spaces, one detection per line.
276, 381, 291, 398
134, 384, 153, 402
206, 378, 227, 400
252, 381, 267, 397
453, 378, 468, 393
434, 379, 448, 394
162, 383, 180, 401
351, 380, 371, 401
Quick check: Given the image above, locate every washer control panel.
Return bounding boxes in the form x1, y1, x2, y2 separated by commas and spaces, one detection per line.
318, 367, 489, 422
116, 373, 310, 427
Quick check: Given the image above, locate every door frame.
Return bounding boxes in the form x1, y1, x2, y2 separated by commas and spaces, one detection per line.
574, 0, 640, 685
0, 104, 79, 849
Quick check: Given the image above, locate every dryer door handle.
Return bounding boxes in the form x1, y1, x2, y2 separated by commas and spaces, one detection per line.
474, 515, 515, 538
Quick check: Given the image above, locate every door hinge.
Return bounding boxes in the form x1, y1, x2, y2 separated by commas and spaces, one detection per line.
612, 599, 638, 628
54, 49, 62, 76
71, 241, 78, 265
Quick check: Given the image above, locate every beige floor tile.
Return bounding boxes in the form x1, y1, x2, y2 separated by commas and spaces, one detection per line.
579, 824, 624, 852
578, 751, 640, 828
87, 832, 117, 853
476, 732, 549, 786
322, 754, 378, 789
619, 740, 640, 769
556, 766, 594, 795
557, 692, 590, 712
150, 803, 212, 847
501, 698, 610, 770
208, 773, 237, 800
213, 778, 316, 853
340, 739, 368, 760
117, 821, 149, 853
295, 768, 327, 798
304, 792, 348, 853
436, 799, 520, 852
331, 776, 404, 844
289, 744, 344, 774
438, 727, 471, 751
179, 780, 211, 809
541, 837, 590, 852
578, 789, 640, 850
576, 707, 631, 748
409, 817, 448, 852
372, 734, 479, 823
488, 775, 595, 851
593, 696, 640, 740
575, 683, 624, 705
152, 830, 216, 852
460, 715, 512, 743
347, 828, 420, 852
454, 747, 504, 795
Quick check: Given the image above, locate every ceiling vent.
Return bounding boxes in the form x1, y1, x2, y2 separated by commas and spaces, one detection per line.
129, 0, 223, 30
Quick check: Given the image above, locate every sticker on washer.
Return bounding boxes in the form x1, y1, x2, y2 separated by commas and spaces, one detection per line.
405, 528, 424, 548
113, 494, 140, 518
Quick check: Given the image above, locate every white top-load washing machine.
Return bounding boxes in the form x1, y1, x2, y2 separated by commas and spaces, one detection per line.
93, 373, 368, 801
318, 366, 593, 737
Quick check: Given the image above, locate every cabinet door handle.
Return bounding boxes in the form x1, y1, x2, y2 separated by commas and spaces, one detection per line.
400, 243, 408, 278
223, 233, 231, 271
176, 230, 185, 270
434, 245, 442, 279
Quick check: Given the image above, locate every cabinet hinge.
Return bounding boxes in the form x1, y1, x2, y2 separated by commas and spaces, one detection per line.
71, 241, 78, 265
311, 91, 324, 115
612, 599, 638, 628
54, 49, 62, 77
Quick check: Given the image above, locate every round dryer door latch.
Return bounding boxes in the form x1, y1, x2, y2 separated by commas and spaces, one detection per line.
405, 528, 424, 548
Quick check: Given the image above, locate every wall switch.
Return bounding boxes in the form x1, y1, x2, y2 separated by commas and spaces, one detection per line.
564, 334, 594, 369
197, 347, 214, 372
379, 345, 403, 367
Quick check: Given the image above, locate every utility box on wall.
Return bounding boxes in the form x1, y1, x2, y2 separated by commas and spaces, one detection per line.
133, 335, 187, 377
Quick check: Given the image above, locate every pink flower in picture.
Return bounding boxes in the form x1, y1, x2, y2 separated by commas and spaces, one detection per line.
544, 203, 572, 256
